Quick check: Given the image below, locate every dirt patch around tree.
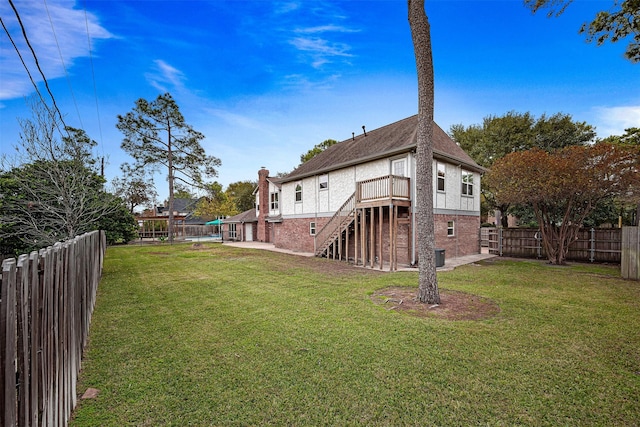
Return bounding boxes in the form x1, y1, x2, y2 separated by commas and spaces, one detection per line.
371, 287, 500, 321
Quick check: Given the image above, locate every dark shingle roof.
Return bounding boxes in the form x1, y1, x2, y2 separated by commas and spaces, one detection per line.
224, 208, 257, 223
282, 115, 483, 183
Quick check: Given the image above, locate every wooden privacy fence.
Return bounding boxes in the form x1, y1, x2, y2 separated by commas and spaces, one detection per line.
1, 230, 106, 427
486, 227, 622, 263
621, 227, 640, 280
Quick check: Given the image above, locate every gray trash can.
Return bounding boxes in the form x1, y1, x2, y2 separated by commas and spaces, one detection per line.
435, 249, 445, 267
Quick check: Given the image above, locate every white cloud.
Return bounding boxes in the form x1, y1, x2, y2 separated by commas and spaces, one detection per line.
0, 0, 112, 100
206, 108, 273, 135
145, 59, 187, 93
594, 105, 640, 137
294, 25, 360, 34
273, 1, 301, 15
289, 36, 352, 69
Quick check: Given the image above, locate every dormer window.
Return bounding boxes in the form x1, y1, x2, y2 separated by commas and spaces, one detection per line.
437, 162, 445, 192
319, 174, 328, 190
462, 171, 474, 196
295, 183, 302, 202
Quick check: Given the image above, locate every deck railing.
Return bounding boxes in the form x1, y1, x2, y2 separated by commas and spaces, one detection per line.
357, 175, 410, 203
314, 175, 411, 257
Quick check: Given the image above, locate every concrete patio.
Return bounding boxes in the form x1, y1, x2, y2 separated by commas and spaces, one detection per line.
221, 241, 495, 272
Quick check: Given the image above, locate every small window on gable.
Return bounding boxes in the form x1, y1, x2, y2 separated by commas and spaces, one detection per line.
462, 171, 474, 196
319, 174, 328, 190
437, 162, 446, 192
270, 192, 279, 210
310, 221, 316, 236
295, 183, 302, 202
447, 220, 455, 237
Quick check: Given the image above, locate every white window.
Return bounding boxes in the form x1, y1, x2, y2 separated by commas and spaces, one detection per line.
461, 171, 474, 196
447, 220, 455, 236
437, 162, 446, 192
229, 223, 237, 239
319, 174, 328, 190
295, 183, 302, 202
270, 192, 279, 210
392, 159, 406, 177
310, 222, 316, 236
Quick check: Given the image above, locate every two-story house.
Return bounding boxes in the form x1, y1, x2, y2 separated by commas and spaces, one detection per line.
253, 115, 484, 270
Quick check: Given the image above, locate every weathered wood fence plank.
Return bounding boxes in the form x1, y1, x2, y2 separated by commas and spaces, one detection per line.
0, 230, 105, 427
487, 227, 623, 263
2, 258, 18, 427
621, 227, 640, 280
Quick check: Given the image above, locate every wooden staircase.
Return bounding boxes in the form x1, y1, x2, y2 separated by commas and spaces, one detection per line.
314, 193, 356, 257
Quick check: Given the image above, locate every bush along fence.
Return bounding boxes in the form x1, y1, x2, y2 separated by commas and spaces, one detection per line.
1, 230, 106, 427
486, 227, 622, 263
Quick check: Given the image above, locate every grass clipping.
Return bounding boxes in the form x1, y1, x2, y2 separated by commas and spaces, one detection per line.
371, 287, 500, 321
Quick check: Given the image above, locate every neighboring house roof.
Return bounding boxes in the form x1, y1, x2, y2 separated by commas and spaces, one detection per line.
282, 115, 484, 183
224, 208, 258, 223
156, 198, 199, 215
156, 198, 208, 225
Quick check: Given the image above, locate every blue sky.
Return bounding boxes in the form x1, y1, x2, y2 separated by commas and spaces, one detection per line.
1, 0, 638, 204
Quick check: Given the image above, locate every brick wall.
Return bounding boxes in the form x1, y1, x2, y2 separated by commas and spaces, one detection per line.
274, 210, 480, 264
433, 214, 480, 258
273, 217, 329, 253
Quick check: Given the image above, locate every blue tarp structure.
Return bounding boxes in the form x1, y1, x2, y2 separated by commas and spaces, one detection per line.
206, 219, 223, 225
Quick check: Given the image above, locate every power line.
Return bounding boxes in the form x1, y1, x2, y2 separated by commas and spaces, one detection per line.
43, 0, 84, 129
0, 15, 49, 108
7, 0, 69, 135
83, 0, 105, 159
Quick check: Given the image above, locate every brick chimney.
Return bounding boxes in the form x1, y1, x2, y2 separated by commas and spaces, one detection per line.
257, 167, 270, 242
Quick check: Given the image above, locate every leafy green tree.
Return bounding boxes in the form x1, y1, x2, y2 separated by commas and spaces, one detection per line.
451, 112, 596, 226
600, 127, 640, 145
117, 93, 221, 243
451, 112, 536, 168
409, 0, 439, 304
300, 139, 338, 164
194, 182, 238, 220
226, 180, 257, 213
111, 163, 157, 213
526, 0, 640, 62
0, 171, 29, 256
599, 127, 640, 225
172, 184, 197, 201
485, 143, 640, 264
0, 100, 123, 254
450, 112, 595, 168
95, 195, 139, 245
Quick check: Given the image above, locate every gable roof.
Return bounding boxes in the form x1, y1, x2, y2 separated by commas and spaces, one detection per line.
224, 208, 257, 223
282, 115, 483, 183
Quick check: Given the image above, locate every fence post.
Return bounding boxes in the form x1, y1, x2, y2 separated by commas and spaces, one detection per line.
1, 258, 18, 427
621, 226, 640, 280
590, 228, 596, 263
498, 227, 503, 257
535, 230, 541, 259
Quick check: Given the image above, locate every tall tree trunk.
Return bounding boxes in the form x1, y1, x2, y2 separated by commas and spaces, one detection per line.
409, 0, 440, 304
167, 125, 175, 244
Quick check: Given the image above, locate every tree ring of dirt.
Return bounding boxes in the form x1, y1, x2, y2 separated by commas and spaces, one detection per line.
371, 287, 500, 321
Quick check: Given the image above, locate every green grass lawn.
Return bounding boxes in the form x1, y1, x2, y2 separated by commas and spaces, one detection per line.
71, 243, 640, 426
